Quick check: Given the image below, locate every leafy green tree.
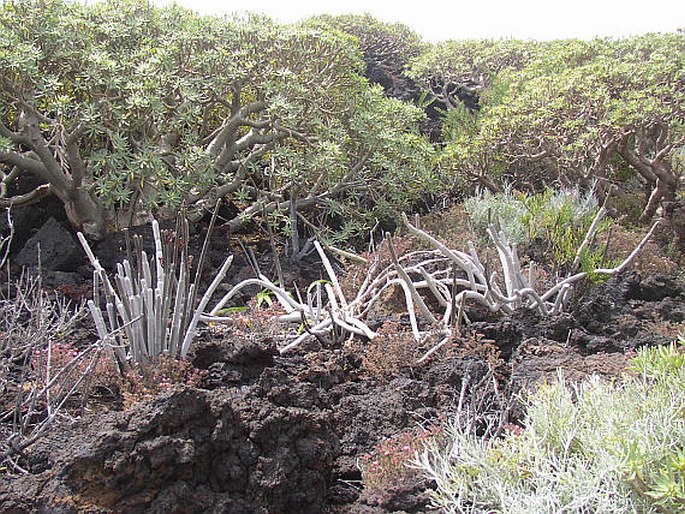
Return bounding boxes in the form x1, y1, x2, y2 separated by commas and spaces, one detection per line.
408, 38, 539, 110
0, 0, 434, 239
310, 13, 426, 101
407, 39, 541, 190
415, 35, 685, 222
488, 36, 684, 221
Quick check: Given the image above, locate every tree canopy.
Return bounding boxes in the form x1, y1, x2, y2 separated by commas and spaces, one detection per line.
0, 0, 434, 239
412, 35, 685, 221
1, 1, 682, 241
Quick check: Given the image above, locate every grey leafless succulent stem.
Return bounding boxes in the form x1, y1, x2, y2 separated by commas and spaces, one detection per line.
79, 218, 234, 365
215, 211, 659, 360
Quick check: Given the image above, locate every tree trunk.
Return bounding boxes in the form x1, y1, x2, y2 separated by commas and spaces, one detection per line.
617, 141, 679, 224
637, 165, 678, 224
61, 185, 108, 239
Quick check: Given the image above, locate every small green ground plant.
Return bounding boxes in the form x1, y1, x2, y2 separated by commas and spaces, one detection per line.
418, 337, 685, 514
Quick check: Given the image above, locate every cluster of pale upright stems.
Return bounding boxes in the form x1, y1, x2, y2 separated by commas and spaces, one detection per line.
79, 207, 659, 367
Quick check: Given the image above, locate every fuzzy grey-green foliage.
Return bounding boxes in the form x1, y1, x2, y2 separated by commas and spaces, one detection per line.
464, 186, 600, 249
418, 339, 685, 514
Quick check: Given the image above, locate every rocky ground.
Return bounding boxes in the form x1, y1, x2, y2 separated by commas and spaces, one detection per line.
1, 206, 684, 513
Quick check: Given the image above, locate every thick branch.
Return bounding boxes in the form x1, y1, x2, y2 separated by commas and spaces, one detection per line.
0, 183, 52, 207
214, 129, 279, 172
0, 150, 50, 179
64, 125, 88, 188
618, 137, 657, 182
16, 110, 71, 193
206, 100, 267, 158
0, 120, 30, 146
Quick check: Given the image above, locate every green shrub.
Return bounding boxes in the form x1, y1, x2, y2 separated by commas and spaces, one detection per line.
464, 187, 610, 271
463, 186, 530, 245
0, 0, 434, 241
418, 337, 685, 513
419, 35, 685, 224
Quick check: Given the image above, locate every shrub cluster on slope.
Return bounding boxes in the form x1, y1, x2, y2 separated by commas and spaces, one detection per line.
464, 186, 610, 272
1, 2, 683, 244
409, 36, 685, 223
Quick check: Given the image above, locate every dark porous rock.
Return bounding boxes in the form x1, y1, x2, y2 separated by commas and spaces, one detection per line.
1, 385, 338, 514
470, 317, 523, 360
472, 310, 578, 361
191, 336, 278, 387
572, 272, 642, 331
654, 295, 685, 322
569, 272, 685, 351
510, 336, 630, 389
329, 377, 440, 481
570, 331, 626, 354
632, 273, 685, 302
2, 194, 67, 255
15, 217, 83, 272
